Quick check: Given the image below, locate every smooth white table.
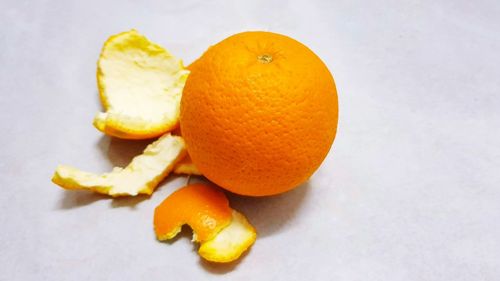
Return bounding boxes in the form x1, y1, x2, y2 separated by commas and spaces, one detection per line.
1, 1, 499, 280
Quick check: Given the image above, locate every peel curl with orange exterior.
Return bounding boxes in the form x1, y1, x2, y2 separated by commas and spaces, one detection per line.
154, 184, 232, 242
154, 184, 257, 262
52, 134, 186, 196
94, 29, 189, 139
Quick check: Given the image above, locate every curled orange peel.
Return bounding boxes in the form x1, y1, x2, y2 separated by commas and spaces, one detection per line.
52, 134, 186, 197
154, 184, 232, 242
94, 29, 189, 139
199, 210, 257, 263
154, 184, 257, 262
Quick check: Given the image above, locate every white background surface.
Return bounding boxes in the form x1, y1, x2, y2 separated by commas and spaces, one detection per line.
1, 0, 499, 280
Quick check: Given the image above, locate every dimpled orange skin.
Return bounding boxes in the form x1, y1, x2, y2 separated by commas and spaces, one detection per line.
154, 184, 232, 242
180, 31, 338, 196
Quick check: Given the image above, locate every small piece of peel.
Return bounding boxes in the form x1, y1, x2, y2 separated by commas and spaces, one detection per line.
199, 210, 257, 263
52, 134, 186, 196
94, 29, 189, 139
173, 154, 202, 175
154, 184, 232, 242
154, 184, 257, 262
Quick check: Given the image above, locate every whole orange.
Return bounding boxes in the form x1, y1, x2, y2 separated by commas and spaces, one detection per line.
180, 31, 338, 196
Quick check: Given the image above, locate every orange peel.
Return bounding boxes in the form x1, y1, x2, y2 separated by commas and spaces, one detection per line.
94, 29, 189, 139
154, 184, 257, 262
154, 184, 232, 242
52, 134, 186, 196
173, 154, 202, 175
199, 210, 257, 263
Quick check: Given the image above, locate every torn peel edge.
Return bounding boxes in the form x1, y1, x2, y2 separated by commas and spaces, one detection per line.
51, 161, 179, 197
155, 225, 203, 243
51, 166, 112, 195
156, 225, 183, 241
155, 214, 230, 244
93, 112, 180, 140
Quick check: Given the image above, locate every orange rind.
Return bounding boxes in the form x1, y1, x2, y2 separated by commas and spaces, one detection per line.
94, 29, 189, 139
154, 184, 257, 262
52, 134, 186, 196
154, 184, 232, 242
173, 154, 202, 175
199, 210, 257, 263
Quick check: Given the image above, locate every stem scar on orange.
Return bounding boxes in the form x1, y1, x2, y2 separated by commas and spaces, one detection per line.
180, 31, 338, 196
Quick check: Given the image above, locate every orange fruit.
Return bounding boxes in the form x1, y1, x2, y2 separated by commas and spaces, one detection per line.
154, 183, 232, 242
180, 31, 338, 196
